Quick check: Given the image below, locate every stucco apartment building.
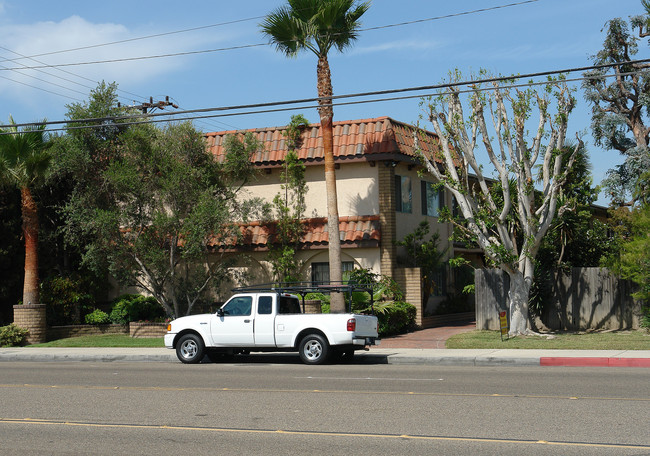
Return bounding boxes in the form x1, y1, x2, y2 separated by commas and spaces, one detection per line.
206, 116, 477, 325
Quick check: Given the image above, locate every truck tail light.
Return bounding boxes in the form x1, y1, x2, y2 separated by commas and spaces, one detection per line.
347, 318, 356, 332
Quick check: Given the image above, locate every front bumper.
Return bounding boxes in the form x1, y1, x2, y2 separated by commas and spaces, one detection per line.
164, 333, 176, 348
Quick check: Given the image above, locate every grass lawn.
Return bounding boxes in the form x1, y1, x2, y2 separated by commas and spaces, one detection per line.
30, 334, 165, 348
446, 330, 650, 350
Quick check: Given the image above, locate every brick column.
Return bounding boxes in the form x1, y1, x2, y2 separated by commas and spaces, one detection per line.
378, 164, 396, 278
393, 267, 423, 327
13, 304, 47, 344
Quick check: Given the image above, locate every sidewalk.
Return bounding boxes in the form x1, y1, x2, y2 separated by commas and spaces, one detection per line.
0, 323, 649, 367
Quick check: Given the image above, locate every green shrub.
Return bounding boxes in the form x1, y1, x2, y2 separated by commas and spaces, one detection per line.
374, 301, 417, 337
109, 299, 130, 325
109, 294, 165, 325
130, 295, 165, 321
641, 306, 650, 330
84, 309, 110, 325
41, 276, 94, 326
0, 324, 29, 347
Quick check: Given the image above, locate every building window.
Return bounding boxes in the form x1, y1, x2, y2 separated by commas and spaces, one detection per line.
311, 261, 355, 285
395, 175, 412, 213
430, 266, 447, 297
421, 181, 444, 217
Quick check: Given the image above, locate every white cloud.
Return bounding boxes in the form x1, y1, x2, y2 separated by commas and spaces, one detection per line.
0, 14, 228, 116
1, 16, 208, 81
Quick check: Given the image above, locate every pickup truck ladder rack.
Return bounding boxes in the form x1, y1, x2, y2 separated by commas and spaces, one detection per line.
232, 282, 376, 314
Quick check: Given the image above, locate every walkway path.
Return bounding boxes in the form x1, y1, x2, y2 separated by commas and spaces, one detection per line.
378, 321, 476, 349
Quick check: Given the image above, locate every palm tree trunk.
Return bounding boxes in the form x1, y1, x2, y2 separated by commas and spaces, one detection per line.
317, 55, 344, 313
21, 186, 40, 306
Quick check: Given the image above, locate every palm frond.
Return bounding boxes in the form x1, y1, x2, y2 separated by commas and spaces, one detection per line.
0, 118, 50, 187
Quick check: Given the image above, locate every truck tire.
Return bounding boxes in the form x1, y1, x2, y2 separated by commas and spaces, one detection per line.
176, 333, 205, 364
299, 333, 330, 365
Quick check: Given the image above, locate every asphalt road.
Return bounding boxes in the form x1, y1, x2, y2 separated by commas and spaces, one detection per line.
1, 361, 649, 455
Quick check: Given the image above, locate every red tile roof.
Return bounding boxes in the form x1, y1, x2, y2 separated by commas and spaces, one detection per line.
212, 215, 380, 251
205, 117, 443, 166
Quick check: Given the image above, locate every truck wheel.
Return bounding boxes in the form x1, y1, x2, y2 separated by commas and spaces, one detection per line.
299, 334, 329, 365
176, 334, 205, 364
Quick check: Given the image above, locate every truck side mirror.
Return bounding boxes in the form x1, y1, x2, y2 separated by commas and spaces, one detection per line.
217, 308, 224, 317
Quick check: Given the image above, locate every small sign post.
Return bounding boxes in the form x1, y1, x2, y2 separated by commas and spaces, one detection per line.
499, 311, 509, 341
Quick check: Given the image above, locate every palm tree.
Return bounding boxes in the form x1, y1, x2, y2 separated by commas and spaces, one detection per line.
261, 0, 369, 312
0, 118, 50, 307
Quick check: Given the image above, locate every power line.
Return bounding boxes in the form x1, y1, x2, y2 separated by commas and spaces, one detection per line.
0, 73, 84, 102
0, 45, 146, 104
0, 44, 267, 71
2, 58, 644, 134
0, 1, 541, 72
0, 63, 90, 97
360, 0, 539, 32
0, 16, 266, 65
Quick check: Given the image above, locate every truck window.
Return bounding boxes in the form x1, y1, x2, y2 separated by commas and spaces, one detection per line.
221, 296, 252, 316
258, 296, 272, 315
278, 296, 301, 314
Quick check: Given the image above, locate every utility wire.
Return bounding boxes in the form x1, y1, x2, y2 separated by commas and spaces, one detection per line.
0, 1, 540, 71
1, 58, 644, 134
0, 44, 267, 71
360, 0, 539, 32
0, 73, 84, 102
0, 16, 266, 64
0, 45, 146, 104
0, 0, 541, 115
4, 58, 646, 131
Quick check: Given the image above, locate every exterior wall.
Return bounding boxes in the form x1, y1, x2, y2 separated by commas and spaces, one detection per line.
129, 322, 168, 338
241, 162, 379, 218
393, 267, 423, 327
378, 163, 396, 277
48, 324, 128, 341
213, 247, 382, 303
392, 163, 453, 245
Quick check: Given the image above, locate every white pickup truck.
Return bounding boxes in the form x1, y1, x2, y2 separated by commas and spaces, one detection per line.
164, 285, 380, 365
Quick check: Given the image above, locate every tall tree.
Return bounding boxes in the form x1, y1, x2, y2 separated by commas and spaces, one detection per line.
419, 73, 581, 335
0, 187, 22, 324
62, 121, 261, 318
261, 0, 370, 313
57, 83, 262, 318
0, 118, 50, 308
583, 3, 650, 206
268, 115, 309, 283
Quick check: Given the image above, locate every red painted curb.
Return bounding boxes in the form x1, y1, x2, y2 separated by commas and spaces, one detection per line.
540, 357, 650, 368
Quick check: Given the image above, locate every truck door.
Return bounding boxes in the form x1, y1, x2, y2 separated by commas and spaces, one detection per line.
210, 295, 255, 346
253, 294, 276, 346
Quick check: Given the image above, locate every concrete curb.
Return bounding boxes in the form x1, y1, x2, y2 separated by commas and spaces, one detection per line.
1, 347, 649, 367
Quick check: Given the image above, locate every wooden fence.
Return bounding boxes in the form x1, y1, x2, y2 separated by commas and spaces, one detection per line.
476, 268, 642, 331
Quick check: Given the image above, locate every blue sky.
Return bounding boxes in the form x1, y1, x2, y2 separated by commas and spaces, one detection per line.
0, 0, 647, 205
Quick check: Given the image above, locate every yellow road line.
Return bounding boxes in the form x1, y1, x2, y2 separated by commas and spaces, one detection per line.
1, 417, 648, 450
1, 383, 649, 402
